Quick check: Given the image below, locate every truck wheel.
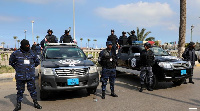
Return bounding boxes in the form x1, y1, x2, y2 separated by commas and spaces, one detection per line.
40, 90, 48, 100
172, 79, 185, 86
87, 87, 97, 95
152, 74, 158, 89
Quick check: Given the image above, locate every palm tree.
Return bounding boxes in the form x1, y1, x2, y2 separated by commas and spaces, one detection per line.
93, 39, 97, 49
87, 39, 90, 49
36, 36, 40, 44
13, 36, 18, 49
178, 0, 186, 58
17, 40, 20, 48
1, 42, 5, 50
80, 38, 83, 48
145, 37, 155, 41
137, 27, 151, 41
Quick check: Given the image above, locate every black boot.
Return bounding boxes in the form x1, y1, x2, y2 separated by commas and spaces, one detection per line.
13, 102, 21, 111
147, 85, 153, 91
102, 91, 105, 99
189, 78, 194, 84
183, 79, 187, 84
111, 91, 118, 97
139, 84, 143, 92
33, 100, 42, 109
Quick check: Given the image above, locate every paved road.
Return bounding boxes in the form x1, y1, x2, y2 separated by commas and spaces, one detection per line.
0, 66, 200, 111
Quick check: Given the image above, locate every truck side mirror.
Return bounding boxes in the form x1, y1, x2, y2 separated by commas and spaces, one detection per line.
134, 53, 140, 57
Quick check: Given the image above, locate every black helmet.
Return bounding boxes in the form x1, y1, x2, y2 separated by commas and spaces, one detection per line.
188, 41, 195, 46
65, 30, 70, 34
131, 30, 135, 34
122, 31, 126, 34
47, 29, 53, 33
111, 29, 115, 32
144, 42, 151, 48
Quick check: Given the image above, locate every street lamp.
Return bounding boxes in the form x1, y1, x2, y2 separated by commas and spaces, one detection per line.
73, 0, 76, 41
32, 21, 34, 44
24, 30, 27, 39
191, 25, 194, 42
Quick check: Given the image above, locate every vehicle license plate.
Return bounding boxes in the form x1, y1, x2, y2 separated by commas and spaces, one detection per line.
67, 78, 79, 85
181, 70, 187, 75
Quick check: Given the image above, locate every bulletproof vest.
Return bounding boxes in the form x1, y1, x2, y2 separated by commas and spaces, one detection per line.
140, 49, 154, 66
119, 36, 128, 46
128, 35, 137, 45
107, 35, 117, 45
63, 35, 72, 43
100, 49, 116, 69
46, 35, 57, 43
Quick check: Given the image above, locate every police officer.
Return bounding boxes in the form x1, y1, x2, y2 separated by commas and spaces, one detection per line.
98, 41, 118, 99
139, 42, 155, 92
107, 29, 118, 55
9, 39, 42, 111
60, 30, 73, 43
118, 31, 128, 46
127, 30, 138, 45
31, 42, 37, 50
182, 42, 197, 84
40, 29, 58, 48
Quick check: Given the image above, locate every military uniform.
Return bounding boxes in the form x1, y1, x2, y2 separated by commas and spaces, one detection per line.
127, 30, 137, 45
60, 30, 73, 43
118, 32, 128, 46
9, 39, 42, 111
40, 29, 58, 48
107, 30, 118, 55
98, 41, 118, 99
182, 42, 197, 84
139, 43, 155, 92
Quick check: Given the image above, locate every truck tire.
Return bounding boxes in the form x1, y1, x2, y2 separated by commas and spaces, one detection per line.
172, 79, 185, 86
152, 74, 158, 89
87, 87, 97, 95
40, 90, 48, 100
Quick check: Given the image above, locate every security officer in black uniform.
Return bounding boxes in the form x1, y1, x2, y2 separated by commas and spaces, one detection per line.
107, 29, 118, 55
98, 41, 118, 99
9, 39, 42, 111
182, 42, 197, 84
40, 29, 58, 48
139, 42, 155, 92
118, 31, 128, 46
60, 30, 73, 43
127, 30, 138, 45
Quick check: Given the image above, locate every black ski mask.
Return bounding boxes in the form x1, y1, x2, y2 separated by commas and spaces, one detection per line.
20, 39, 30, 52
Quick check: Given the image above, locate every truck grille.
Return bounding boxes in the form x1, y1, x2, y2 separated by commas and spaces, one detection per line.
55, 68, 88, 76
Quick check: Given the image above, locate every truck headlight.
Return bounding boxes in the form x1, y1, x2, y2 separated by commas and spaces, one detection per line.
186, 61, 192, 68
42, 68, 54, 75
88, 66, 97, 73
158, 62, 172, 69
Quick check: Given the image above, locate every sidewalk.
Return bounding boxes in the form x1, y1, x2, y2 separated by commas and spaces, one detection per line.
0, 73, 15, 80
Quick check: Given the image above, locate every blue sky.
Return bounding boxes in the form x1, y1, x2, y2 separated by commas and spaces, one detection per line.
0, 0, 200, 48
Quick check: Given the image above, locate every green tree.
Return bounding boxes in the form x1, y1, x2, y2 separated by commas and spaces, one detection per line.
137, 27, 151, 41
93, 39, 97, 49
178, 0, 186, 57
36, 36, 40, 44
80, 38, 83, 48
87, 39, 90, 48
145, 37, 155, 41
17, 40, 20, 48
1, 42, 5, 50
13, 36, 18, 49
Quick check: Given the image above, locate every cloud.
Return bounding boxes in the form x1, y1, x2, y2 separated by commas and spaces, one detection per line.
95, 2, 175, 28
0, 16, 20, 22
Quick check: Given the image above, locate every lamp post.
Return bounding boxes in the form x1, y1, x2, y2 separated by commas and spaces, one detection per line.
73, 0, 76, 42
191, 25, 194, 42
32, 21, 34, 44
24, 30, 27, 39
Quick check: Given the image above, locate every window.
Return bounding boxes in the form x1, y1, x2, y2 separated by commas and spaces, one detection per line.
131, 47, 140, 53
121, 47, 130, 54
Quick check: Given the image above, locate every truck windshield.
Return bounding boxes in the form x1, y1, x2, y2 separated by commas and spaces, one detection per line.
150, 47, 169, 56
45, 47, 86, 59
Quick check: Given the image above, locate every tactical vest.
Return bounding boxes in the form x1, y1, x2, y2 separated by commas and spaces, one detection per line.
63, 35, 72, 43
